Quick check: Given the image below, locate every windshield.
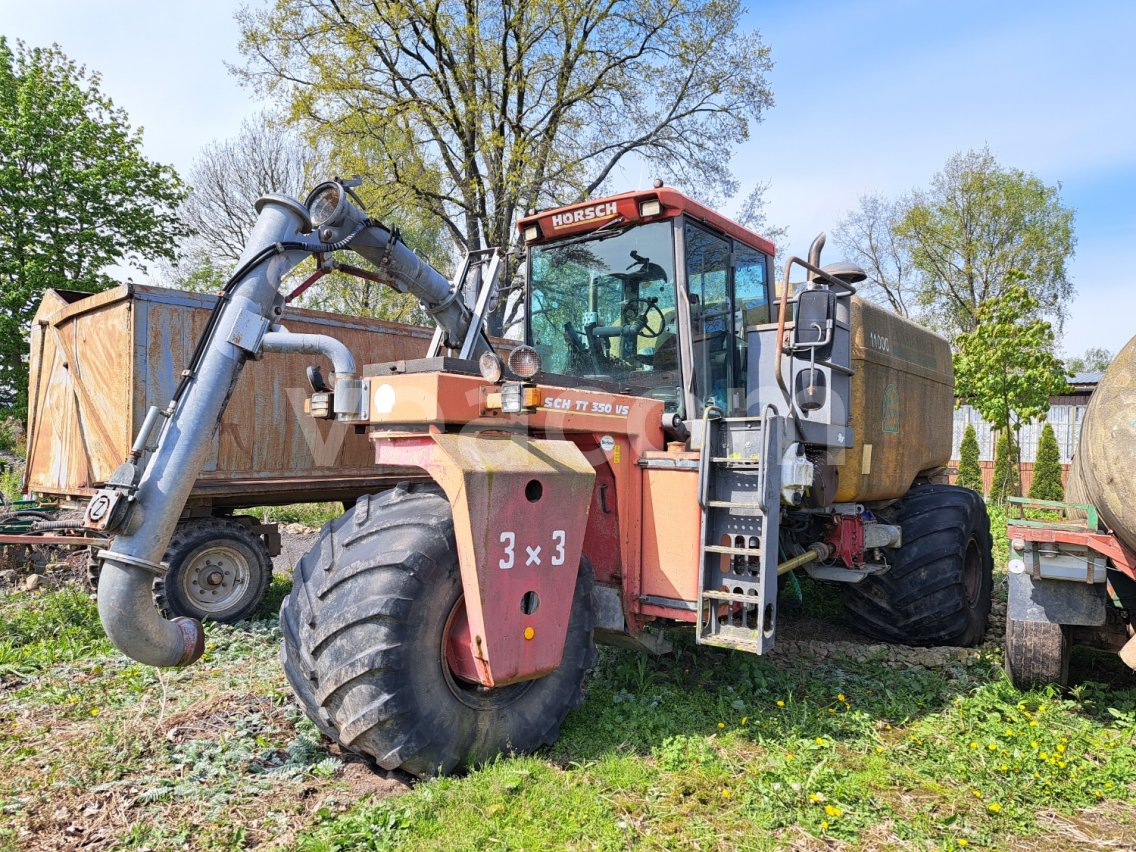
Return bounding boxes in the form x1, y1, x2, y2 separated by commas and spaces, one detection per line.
528, 221, 680, 408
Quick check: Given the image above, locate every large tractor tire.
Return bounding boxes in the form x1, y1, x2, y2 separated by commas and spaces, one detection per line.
155, 518, 273, 624
843, 484, 993, 646
280, 483, 597, 777
1005, 617, 1070, 689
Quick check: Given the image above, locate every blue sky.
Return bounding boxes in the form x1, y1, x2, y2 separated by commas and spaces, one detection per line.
5, 0, 1133, 357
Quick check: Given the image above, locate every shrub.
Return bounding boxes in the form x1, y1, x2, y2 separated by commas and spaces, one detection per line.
989, 431, 1019, 504
1029, 421, 1064, 501
956, 423, 982, 493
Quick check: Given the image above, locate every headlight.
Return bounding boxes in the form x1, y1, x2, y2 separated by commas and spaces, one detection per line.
508, 345, 542, 379
479, 351, 504, 383
305, 182, 345, 229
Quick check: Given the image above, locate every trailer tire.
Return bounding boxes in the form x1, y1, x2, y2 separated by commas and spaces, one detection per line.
1005, 618, 1070, 689
280, 483, 597, 777
843, 484, 993, 646
155, 518, 272, 624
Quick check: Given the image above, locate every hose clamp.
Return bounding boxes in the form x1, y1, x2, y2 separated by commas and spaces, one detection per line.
96, 550, 168, 578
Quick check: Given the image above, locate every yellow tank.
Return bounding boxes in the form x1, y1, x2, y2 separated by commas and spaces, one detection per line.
833, 298, 955, 503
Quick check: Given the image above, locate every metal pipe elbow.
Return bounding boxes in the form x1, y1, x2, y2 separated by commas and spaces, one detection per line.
96, 555, 204, 667
261, 330, 357, 378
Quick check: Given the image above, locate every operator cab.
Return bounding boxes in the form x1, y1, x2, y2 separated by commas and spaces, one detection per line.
519, 188, 775, 419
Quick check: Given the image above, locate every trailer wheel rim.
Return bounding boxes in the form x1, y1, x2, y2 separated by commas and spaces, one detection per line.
441, 597, 535, 710
962, 537, 981, 605
179, 544, 250, 614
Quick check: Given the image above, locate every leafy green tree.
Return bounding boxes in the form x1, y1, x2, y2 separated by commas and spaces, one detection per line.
1029, 422, 1064, 502
894, 148, 1075, 340
954, 281, 1068, 499
1065, 346, 1112, 375
236, 0, 774, 331
956, 423, 983, 494
990, 431, 1019, 504
0, 39, 188, 418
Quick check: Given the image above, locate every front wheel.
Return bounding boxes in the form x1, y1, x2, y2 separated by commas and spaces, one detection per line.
280, 484, 597, 777
843, 484, 994, 646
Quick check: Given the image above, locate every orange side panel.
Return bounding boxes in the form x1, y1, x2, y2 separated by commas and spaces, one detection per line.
640, 466, 701, 604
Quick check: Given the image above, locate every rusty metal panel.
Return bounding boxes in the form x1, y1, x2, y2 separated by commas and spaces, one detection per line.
26, 283, 436, 504
373, 433, 595, 687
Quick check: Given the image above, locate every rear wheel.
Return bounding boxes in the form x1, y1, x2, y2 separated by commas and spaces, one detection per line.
1005, 618, 1070, 689
843, 484, 993, 646
280, 483, 597, 777
155, 518, 272, 624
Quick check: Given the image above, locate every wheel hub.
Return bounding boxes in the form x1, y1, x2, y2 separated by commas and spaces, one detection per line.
963, 539, 981, 605
181, 545, 249, 613
441, 597, 536, 709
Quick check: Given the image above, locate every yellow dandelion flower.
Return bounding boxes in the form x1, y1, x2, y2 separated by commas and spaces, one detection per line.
815, 737, 826, 746
1029, 720, 1038, 727
837, 693, 846, 703
741, 716, 748, 725
821, 820, 829, 831
999, 764, 1009, 772
1056, 744, 1065, 753
987, 802, 1002, 813
828, 708, 836, 714
721, 788, 731, 798
972, 790, 983, 799
958, 840, 969, 847
1039, 751, 1048, 760
718, 722, 726, 729
876, 746, 884, 753
89, 707, 101, 717
1005, 729, 1015, 737
1058, 761, 1066, 769
824, 804, 842, 818
776, 700, 785, 707
809, 792, 822, 803
1031, 741, 1039, 749
987, 743, 997, 751
969, 741, 978, 749
786, 752, 794, 760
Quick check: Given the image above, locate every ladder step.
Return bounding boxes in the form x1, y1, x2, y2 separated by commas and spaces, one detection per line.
703, 589, 763, 605
711, 457, 762, 466
706, 500, 763, 510
704, 544, 764, 556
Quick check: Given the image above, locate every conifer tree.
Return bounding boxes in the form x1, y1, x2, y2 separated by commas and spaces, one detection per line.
956, 424, 983, 493
1029, 422, 1064, 501
990, 432, 1019, 504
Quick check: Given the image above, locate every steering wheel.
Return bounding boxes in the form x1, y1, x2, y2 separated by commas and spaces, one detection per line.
623, 298, 666, 339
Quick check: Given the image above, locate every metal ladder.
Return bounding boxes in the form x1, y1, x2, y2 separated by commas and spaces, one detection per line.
695, 407, 782, 653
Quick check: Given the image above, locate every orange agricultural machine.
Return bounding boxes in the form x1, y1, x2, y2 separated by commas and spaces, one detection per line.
81, 179, 993, 775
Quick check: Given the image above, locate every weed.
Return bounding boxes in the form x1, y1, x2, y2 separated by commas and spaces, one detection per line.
254, 502, 342, 528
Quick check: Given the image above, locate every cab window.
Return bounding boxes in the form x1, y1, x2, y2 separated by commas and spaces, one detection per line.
684, 223, 732, 412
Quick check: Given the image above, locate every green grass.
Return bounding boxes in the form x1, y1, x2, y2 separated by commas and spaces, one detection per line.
297, 641, 1136, 850
0, 499, 1133, 849
253, 502, 343, 528
0, 465, 22, 503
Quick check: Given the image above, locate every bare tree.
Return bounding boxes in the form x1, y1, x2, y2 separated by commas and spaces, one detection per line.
832, 194, 914, 318
735, 182, 787, 249
168, 114, 317, 290
236, 0, 774, 331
